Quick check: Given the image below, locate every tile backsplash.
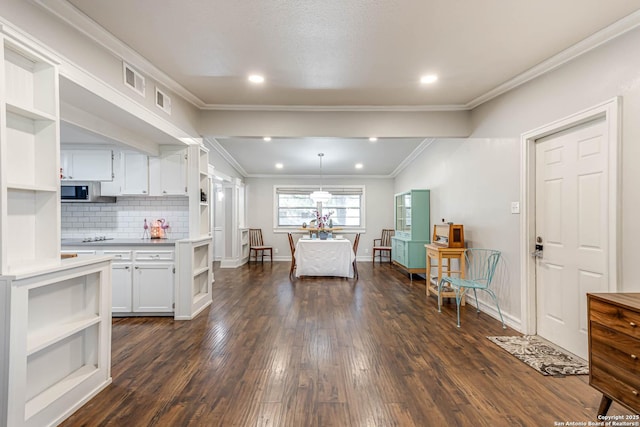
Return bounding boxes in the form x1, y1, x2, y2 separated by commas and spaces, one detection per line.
61, 196, 189, 239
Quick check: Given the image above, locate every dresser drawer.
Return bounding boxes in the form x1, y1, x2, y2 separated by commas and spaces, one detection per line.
590, 298, 640, 339
591, 364, 640, 411
590, 322, 640, 372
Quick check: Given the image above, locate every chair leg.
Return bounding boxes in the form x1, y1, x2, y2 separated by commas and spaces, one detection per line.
437, 279, 444, 313
485, 289, 506, 329
353, 261, 358, 279
455, 287, 466, 328
473, 289, 480, 313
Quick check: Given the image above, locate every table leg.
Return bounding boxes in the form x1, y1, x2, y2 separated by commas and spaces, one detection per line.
437, 254, 443, 308
426, 253, 431, 297
459, 253, 466, 306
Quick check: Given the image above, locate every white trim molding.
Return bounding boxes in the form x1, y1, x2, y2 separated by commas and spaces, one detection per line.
519, 97, 621, 335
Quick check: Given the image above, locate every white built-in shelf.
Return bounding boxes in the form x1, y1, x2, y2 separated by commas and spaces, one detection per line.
27, 316, 101, 356
193, 292, 208, 305
7, 183, 57, 192
200, 201, 208, 206
25, 364, 98, 421
6, 102, 56, 122
193, 266, 209, 278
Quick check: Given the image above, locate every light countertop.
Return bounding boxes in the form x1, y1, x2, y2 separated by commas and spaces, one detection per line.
61, 238, 178, 247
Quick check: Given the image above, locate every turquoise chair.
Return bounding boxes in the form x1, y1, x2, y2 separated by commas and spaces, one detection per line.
438, 248, 506, 329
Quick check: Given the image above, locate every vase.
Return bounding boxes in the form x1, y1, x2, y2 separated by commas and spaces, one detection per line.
318, 231, 328, 240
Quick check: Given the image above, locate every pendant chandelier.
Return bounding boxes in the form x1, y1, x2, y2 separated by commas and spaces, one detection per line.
310, 153, 331, 204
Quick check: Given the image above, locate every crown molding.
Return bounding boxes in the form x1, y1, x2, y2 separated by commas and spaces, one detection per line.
201, 104, 469, 112
33, 0, 206, 108
390, 138, 436, 177
29, 1, 640, 115
245, 174, 393, 179
466, 9, 640, 109
204, 137, 248, 177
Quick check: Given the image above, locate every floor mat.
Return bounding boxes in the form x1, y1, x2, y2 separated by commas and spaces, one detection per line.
487, 335, 588, 376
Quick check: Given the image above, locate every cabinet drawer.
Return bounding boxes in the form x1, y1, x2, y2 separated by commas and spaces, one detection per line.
102, 250, 132, 261
591, 323, 640, 375
134, 250, 174, 261
590, 298, 640, 339
591, 364, 640, 411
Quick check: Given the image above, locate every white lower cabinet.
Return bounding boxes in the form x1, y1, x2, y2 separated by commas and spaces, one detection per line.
110, 262, 133, 313
133, 262, 174, 312
63, 247, 175, 315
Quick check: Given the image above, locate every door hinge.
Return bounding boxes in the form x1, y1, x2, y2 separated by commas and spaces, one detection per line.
172, 303, 175, 309
172, 267, 176, 274
185, 186, 188, 193
112, 172, 115, 179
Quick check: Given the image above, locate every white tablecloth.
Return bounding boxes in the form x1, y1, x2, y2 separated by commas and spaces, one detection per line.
295, 238, 355, 278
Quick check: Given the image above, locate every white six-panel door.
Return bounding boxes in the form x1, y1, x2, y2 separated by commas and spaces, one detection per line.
534, 116, 609, 359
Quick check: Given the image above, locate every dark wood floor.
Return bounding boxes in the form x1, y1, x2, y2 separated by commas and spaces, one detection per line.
62, 261, 632, 426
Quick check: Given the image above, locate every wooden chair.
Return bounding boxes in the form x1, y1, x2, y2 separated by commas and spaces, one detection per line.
287, 233, 296, 279
352, 233, 361, 279
373, 229, 394, 263
249, 228, 272, 263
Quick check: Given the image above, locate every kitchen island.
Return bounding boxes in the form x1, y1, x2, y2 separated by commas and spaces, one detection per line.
62, 237, 213, 320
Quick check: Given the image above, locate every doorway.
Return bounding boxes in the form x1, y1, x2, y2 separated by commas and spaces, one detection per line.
520, 98, 620, 359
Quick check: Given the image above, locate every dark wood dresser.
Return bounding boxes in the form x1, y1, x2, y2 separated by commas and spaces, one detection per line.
588, 293, 640, 415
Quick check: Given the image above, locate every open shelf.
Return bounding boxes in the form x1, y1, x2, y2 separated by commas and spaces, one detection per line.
193, 266, 209, 278
6, 111, 58, 189
4, 45, 56, 117
193, 244, 208, 271
6, 189, 59, 271
193, 269, 209, 297
27, 316, 101, 356
25, 323, 99, 420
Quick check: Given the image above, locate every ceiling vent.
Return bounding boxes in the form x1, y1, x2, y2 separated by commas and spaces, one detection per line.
155, 87, 172, 115
122, 62, 145, 97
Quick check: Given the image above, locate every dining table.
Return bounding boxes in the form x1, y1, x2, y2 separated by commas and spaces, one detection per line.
295, 236, 355, 278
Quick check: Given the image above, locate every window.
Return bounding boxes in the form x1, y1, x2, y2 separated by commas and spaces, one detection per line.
275, 185, 364, 229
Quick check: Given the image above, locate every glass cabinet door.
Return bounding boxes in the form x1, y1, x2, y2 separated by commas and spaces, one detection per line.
404, 193, 412, 232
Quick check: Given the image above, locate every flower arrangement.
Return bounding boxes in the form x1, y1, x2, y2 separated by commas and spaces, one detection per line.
313, 210, 334, 229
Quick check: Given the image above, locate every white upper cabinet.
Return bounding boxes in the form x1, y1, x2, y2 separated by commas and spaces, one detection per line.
121, 151, 149, 195
60, 149, 113, 181
149, 148, 188, 196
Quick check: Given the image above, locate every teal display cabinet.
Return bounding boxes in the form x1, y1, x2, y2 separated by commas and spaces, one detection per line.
391, 189, 430, 277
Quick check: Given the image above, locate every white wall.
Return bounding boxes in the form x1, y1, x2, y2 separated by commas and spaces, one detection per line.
396, 25, 640, 327
245, 177, 395, 260
395, 139, 520, 322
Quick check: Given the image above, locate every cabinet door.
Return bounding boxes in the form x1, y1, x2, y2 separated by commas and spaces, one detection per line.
111, 263, 133, 312
159, 150, 187, 195
122, 152, 149, 195
133, 262, 174, 312
62, 150, 113, 181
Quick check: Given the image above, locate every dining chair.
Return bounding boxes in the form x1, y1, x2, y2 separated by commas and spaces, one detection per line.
248, 228, 273, 263
373, 229, 394, 263
287, 233, 296, 279
437, 248, 505, 329
352, 233, 361, 279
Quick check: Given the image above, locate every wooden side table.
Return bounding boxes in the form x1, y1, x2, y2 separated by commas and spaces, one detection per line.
425, 244, 466, 307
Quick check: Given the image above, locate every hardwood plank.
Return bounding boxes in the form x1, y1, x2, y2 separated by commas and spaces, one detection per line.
60, 262, 633, 426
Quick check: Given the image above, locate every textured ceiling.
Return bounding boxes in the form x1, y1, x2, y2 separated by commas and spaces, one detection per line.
55, 1, 640, 176
66, 0, 640, 107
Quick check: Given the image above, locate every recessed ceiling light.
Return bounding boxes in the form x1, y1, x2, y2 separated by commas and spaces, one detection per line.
369, 137, 377, 142
248, 74, 265, 84
275, 163, 283, 169
420, 74, 438, 84
263, 136, 271, 142
355, 163, 363, 169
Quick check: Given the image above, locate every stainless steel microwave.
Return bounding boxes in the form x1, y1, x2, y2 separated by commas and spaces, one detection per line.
61, 182, 116, 203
